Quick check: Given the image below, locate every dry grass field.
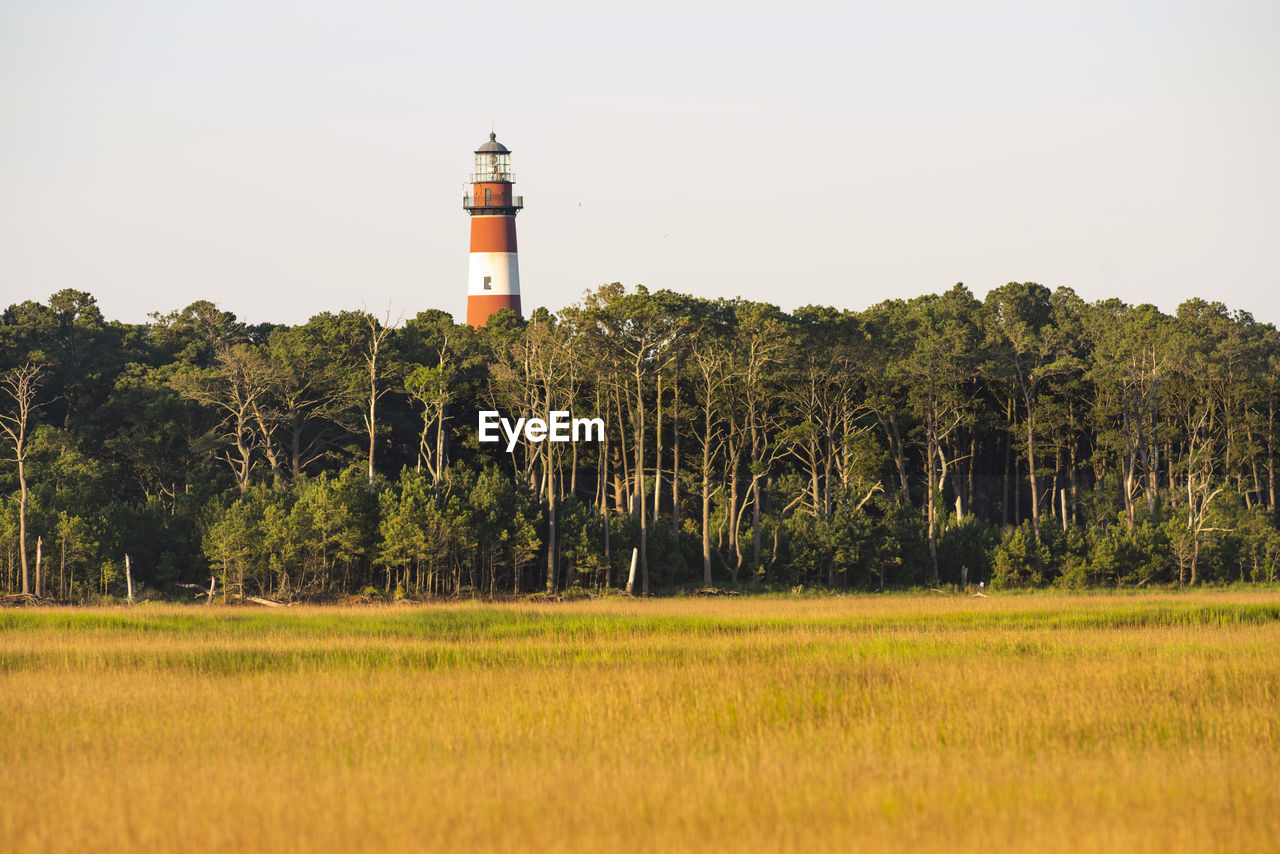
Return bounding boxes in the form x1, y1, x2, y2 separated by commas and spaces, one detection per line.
1, 592, 1278, 853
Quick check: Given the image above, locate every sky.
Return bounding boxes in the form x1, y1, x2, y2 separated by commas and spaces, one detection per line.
2, 0, 1278, 327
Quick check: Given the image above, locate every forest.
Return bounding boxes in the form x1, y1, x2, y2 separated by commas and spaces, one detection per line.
2, 281, 1280, 601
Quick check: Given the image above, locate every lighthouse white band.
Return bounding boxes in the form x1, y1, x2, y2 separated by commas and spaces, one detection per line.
468, 252, 521, 297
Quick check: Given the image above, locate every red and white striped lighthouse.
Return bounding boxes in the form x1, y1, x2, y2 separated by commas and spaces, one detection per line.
464, 131, 523, 327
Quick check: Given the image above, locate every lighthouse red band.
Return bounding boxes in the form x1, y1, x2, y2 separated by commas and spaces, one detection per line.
465, 131, 523, 327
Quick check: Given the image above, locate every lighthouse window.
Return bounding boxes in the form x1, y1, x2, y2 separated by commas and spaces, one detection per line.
483, 276, 492, 290
484, 188, 491, 206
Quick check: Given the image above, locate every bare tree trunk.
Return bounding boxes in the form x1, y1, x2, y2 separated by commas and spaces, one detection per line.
252, 404, 287, 489
598, 419, 611, 570
967, 434, 977, 521
625, 548, 638, 595
569, 430, 578, 498
1268, 397, 1276, 517
1069, 430, 1079, 525
700, 415, 715, 587
546, 443, 558, 595
595, 408, 606, 511
367, 382, 377, 490
231, 423, 254, 495
1050, 447, 1061, 528
701, 473, 713, 587
653, 372, 663, 524
926, 410, 938, 577
671, 364, 680, 537
1247, 423, 1262, 508
362, 311, 399, 493
882, 411, 912, 505
1, 365, 41, 595
614, 392, 630, 513
694, 354, 721, 588
726, 438, 745, 585
291, 412, 305, 480
1002, 408, 1012, 528
18, 470, 29, 594
1123, 452, 1137, 529
1023, 390, 1041, 544
1015, 453, 1022, 526
436, 402, 447, 482
750, 408, 764, 571
634, 373, 649, 594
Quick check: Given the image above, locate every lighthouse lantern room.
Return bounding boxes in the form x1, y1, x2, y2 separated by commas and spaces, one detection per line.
464, 131, 524, 327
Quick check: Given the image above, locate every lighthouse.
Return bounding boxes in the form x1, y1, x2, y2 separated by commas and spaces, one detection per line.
464, 131, 524, 327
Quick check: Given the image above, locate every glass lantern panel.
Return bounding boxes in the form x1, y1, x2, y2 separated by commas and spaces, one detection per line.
474, 152, 512, 181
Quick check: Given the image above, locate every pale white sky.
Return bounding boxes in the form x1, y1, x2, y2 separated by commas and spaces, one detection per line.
2, 1, 1278, 325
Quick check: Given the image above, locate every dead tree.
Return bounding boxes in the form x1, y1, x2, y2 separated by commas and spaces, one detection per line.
0, 363, 42, 594
363, 309, 402, 492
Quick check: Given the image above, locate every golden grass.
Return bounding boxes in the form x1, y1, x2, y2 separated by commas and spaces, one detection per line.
1, 593, 1278, 853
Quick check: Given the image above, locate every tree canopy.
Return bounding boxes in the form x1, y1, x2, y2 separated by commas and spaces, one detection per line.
4, 284, 1280, 601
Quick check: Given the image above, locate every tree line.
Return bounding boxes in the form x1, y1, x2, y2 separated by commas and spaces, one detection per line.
3, 282, 1280, 601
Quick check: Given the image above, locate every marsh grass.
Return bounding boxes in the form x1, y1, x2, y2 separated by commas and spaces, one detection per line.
2, 593, 1278, 852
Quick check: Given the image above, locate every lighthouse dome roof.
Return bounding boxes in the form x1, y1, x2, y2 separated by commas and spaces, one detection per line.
475, 132, 510, 154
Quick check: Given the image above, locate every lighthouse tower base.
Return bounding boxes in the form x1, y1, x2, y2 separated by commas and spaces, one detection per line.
465, 246, 521, 327
467, 293, 522, 327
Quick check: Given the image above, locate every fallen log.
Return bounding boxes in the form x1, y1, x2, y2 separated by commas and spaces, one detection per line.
174, 581, 218, 603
